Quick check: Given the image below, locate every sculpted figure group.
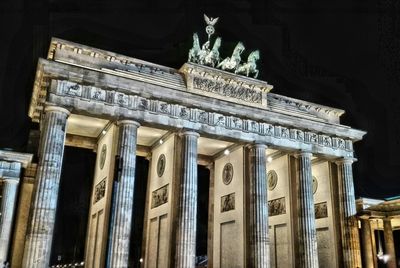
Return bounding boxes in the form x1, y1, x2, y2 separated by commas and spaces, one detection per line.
188, 14, 260, 78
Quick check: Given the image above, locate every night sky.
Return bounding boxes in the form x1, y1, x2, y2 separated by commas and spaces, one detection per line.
1, 1, 399, 199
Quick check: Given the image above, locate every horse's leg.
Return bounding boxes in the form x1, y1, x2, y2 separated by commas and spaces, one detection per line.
254, 69, 259, 78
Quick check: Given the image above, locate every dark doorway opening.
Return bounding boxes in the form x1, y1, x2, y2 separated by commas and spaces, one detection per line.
129, 156, 149, 268
50, 146, 96, 265
196, 165, 210, 265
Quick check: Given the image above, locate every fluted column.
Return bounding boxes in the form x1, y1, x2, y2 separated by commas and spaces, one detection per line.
246, 143, 269, 268
383, 218, 397, 268
337, 159, 362, 268
106, 120, 140, 268
22, 105, 69, 267
207, 163, 215, 268
175, 131, 199, 268
0, 177, 20, 265
360, 218, 374, 268
295, 151, 319, 268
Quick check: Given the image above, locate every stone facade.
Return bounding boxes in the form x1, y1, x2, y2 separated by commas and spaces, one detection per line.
3, 38, 368, 268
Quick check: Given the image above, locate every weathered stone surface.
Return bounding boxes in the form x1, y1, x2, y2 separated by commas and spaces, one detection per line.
175, 131, 199, 268
360, 218, 374, 268
383, 218, 397, 268
106, 120, 139, 268
22, 105, 69, 268
295, 152, 319, 268
337, 159, 362, 268
246, 143, 269, 268
0, 177, 20, 265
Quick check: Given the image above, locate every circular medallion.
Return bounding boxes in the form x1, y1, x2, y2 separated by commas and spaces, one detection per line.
222, 163, 234, 185
267, 170, 278, 190
312, 176, 318, 194
157, 154, 166, 177
99, 144, 107, 170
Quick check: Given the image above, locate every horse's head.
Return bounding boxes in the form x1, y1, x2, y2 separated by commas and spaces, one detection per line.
233, 42, 245, 55
248, 50, 260, 62
193, 33, 200, 49
213, 37, 222, 50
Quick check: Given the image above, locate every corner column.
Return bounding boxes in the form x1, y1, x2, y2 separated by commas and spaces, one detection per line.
0, 176, 20, 265
106, 120, 140, 268
22, 105, 70, 267
360, 217, 374, 268
336, 159, 362, 268
295, 151, 319, 268
383, 218, 397, 268
246, 143, 269, 268
175, 131, 199, 268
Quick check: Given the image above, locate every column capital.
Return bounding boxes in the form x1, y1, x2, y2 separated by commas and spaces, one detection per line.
2, 177, 20, 184
44, 104, 70, 116
179, 130, 200, 138
335, 157, 357, 165
293, 150, 312, 159
247, 142, 268, 150
116, 119, 140, 127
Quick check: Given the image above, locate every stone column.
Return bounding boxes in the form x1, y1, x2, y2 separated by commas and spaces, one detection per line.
247, 143, 269, 268
336, 159, 362, 268
106, 120, 140, 268
360, 217, 374, 268
22, 105, 69, 267
295, 151, 319, 268
383, 218, 397, 268
0, 177, 20, 265
175, 131, 199, 268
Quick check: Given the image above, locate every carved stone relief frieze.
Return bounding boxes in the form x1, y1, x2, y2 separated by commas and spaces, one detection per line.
94, 178, 106, 204
268, 197, 286, 216
151, 184, 168, 209
221, 193, 235, 213
51, 80, 355, 154
315, 201, 328, 219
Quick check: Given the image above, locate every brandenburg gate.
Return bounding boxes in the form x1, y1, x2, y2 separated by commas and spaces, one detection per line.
5, 16, 366, 268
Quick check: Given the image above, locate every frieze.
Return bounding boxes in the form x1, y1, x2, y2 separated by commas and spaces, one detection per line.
94, 178, 106, 204
268, 197, 286, 216
221, 193, 235, 212
151, 184, 169, 209
51, 80, 355, 154
192, 76, 263, 104
315, 202, 328, 219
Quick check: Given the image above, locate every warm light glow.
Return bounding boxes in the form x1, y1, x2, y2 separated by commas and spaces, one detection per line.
102, 130, 107, 135
267, 156, 273, 163
139, 258, 143, 263
224, 149, 230, 155
159, 139, 164, 144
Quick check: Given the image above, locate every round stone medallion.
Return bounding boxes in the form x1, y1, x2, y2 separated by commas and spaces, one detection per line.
157, 154, 166, 177
99, 144, 107, 170
222, 163, 234, 185
312, 176, 318, 194
267, 170, 278, 190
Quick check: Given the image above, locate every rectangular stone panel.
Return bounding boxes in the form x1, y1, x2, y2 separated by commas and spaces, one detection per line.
316, 227, 331, 267
221, 193, 235, 213
151, 184, 169, 209
157, 214, 169, 268
147, 217, 158, 268
315, 201, 328, 219
275, 224, 289, 268
94, 210, 104, 268
220, 220, 238, 268
268, 197, 286, 216
93, 177, 106, 204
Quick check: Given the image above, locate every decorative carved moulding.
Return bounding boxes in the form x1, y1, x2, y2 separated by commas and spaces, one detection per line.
180, 63, 273, 109
45, 79, 357, 157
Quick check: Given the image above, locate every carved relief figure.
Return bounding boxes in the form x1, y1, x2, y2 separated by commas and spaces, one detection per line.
235, 50, 260, 78
217, 42, 245, 72
221, 193, 235, 212
151, 184, 169, 208
268, 197, 286, 216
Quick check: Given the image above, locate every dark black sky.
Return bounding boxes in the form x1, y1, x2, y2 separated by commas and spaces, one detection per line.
1, 0, 399, 198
